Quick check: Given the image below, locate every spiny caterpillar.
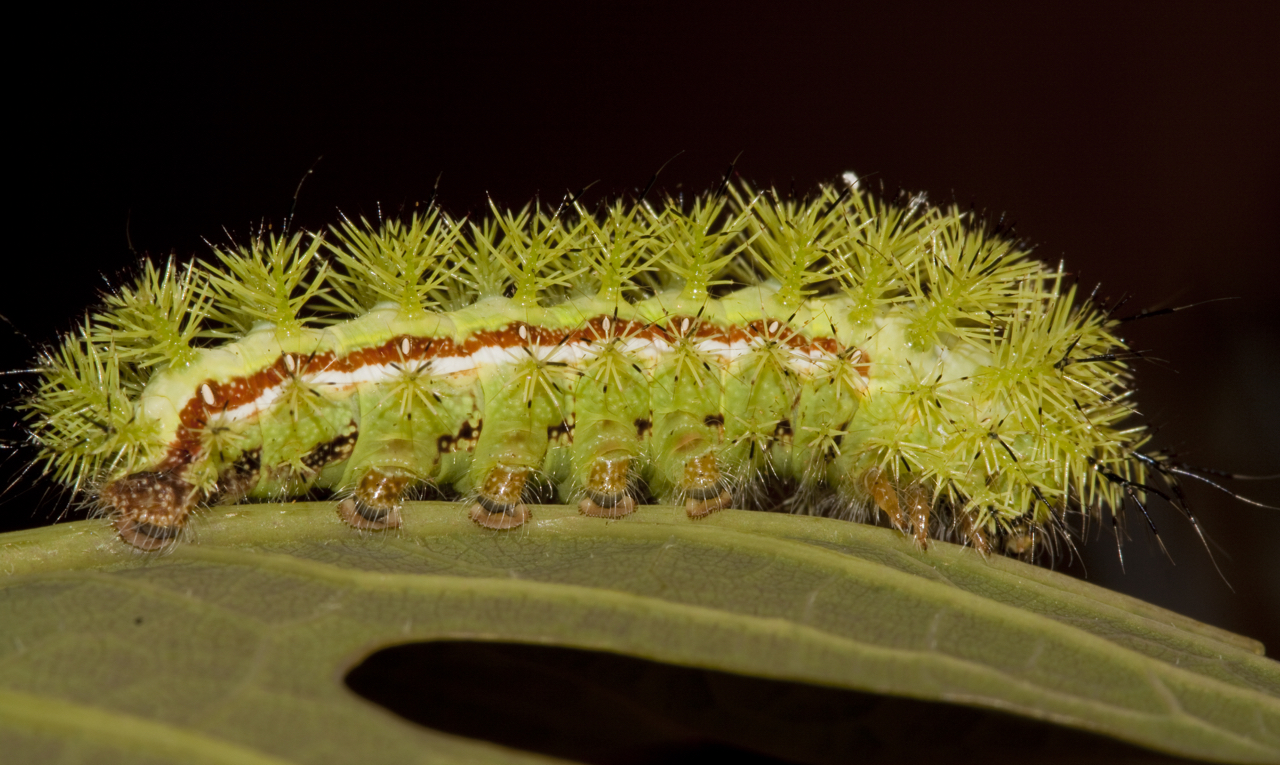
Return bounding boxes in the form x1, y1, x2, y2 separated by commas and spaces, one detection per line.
20, 174, 1177, 555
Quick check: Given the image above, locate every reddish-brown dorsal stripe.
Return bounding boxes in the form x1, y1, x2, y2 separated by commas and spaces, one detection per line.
161, 316, 870, 470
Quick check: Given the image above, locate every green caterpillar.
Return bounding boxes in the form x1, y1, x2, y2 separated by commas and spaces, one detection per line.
21, 176, 1150, 553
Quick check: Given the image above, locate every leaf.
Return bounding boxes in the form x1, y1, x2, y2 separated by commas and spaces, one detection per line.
1, 503, 1278, 764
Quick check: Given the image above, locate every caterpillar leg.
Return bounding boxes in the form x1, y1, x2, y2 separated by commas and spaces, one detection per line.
470, 463, 532, 529
682, 452, 733, 518
101, 472, 198, 551
578, 456, 637, 518
337, 467, 410, 531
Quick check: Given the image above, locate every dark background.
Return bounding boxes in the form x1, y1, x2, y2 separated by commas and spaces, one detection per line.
5, 1, 1277, 658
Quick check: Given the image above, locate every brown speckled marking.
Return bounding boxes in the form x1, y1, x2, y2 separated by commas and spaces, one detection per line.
772, 419, 794, 447
681, 453, 733, 519
337, 468, 410, 530
301, 427, 359, 472
208, 449, 262, 505
101, 472, 199, 551
579, 457, 636, 519
546, 420, 574, 444
469, 464, 531, 530
437, 420, 482, 454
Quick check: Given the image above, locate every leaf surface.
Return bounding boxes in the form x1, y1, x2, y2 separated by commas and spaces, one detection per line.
2, 503, 1278, 763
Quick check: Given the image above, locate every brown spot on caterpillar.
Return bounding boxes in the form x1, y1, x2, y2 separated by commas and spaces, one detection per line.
773, 419, 793, 442
634, 418, 652, 439
437, 420, 482, 454
208, 449, 262, 505
853, 349, 871, 380
832, 421, 849, 451
703, 414, 725, 429
546, 420, 574, 444
300, 427, 358, 472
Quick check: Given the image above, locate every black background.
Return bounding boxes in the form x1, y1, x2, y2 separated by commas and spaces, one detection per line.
5, 2, 1278, 658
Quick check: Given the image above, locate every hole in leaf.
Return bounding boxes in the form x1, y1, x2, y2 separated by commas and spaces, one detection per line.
346, 641, 1188, 764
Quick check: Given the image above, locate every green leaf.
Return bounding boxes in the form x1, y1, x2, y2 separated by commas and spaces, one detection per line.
2, 504, 1277, 764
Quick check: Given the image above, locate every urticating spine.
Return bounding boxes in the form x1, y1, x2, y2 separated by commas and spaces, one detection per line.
21, 180, 1145, 552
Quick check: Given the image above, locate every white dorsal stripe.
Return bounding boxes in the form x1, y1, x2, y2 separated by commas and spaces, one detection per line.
201, 337, 862, 426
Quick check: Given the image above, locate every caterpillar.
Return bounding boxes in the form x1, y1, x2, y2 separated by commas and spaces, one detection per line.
18, 173, 1181, 555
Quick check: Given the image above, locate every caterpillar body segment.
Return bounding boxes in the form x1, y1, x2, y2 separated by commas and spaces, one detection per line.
22, 180, 1149, 555
569, 312, 650, 519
